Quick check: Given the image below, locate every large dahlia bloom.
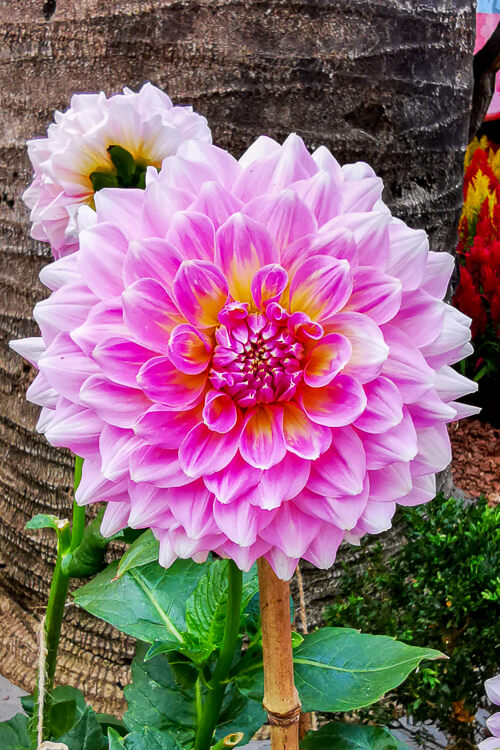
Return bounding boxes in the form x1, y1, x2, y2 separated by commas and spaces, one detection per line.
480, 675, 500, 750
12, 135, 478, 579
23, 82, 211, 258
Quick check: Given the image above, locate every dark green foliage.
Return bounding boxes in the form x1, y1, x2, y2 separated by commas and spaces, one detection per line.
90, 145, 152, 192
300, 721, 410, 750
324, 495, 500, 740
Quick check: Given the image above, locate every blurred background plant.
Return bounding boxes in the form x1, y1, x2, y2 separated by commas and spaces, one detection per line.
324, 494, 500, 746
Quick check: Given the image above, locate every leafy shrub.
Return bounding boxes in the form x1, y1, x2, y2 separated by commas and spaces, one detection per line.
324, 495, 500, 742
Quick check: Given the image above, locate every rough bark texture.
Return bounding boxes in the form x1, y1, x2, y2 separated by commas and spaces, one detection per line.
0, 0, 474, 713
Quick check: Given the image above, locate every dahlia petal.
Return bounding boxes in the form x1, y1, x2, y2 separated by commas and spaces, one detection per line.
354, 376, 404, 433
326, 312, 389, 384
368, 461, 413, 502
123, 238, 184, 288
292, 170, 341, 226
204, 453, 262, 504
486, 676, 500, 706
9, 337, 46, 367
239, 405, 286, 470
138, 356, 207, 409
300, 375, 367, 428
434, 365, 478, 401
39, 253, 80, 291
381, 325, 434, 402
123, 278, 183, 355
34, 284, 98, 344
134, 403, 203, 448
260, 501, 322, 559
38, 332, 99, 402
356, 500, 396, 534
128, 484, 173, 528
93, 338, 156, 388
386, 220, 428, 291
289, 255, 353, 321
310, 224, 359, 266
75, 457, 129, 505
342, 161, 376, 180
78, 223, 128, 299
44, 400, 102, 458
282, 402, 332, 459
392, 289, 444, 347
100, 501, 131, 537
251, 453, 311, 509
238, 135, 281, 169
408, 388, 457, 427
302, 523, 344, 568
341, 176, 383, 213
251, 264, 289, 310
129, 444, 191, 487
142, 182, 192, 236
94, 188, 145, 240
486, 714, 500, 740
99, 425, 139, 481
80, 374, 150, 428
243, 190, 317, 257
307, 425, 366, 497
26, 373, 58, 408
296, 482, 369, 530
217, 539, 271, 572
361, 407, 418, 470
311, 145, 343, 182
173, 260, 229, 328
304, 333, 352, 387
477, 738, 500, 750
420, 305, 472, 369
166, 210, 216, 261
396, 473, 436, 506
190, 181, 243, 230
215, 213, 278, 303
421, 251, 455, 298
214, 497, 275, 546
179, 419, 243, 477
168, 324, 212, 375
325, 211, 391, 268
411, 422, 451, 476
168, 481, 218, 539
344, 267, 402, 324
71, 299, 126, 357
447, 401, 481, 420
202, 390, 238, 433
175, 140, 239, 190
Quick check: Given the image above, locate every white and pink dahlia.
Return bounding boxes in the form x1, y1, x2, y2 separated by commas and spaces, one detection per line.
12, 134, 478, 580
480, 675, 500, 750
23, 83, 211, 258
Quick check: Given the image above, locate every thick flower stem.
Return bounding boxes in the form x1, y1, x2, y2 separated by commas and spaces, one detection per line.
257, 558, 301, 750
194, 560, 243, 750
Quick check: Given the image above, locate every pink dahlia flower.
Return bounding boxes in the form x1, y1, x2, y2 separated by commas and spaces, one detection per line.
480, 675, 500, 750
23, 83, 211, 259
12, 135, 478, 580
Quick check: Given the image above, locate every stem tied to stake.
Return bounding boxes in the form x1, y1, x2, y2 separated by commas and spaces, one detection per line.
257, 558, 301, 750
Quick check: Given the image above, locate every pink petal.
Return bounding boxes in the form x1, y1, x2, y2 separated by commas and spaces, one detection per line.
129, 444, 191, 487
392, 289, 444, 347
26, 373, 57, 408
190, 181, 243, 230
260, 501, 322, 559
38, 332, 99, 402
204, 453, 262, 504
239, 405, 287, 470
307, 425, 366, 496
300, 374, 367, 427
386, 220, 428, 292
214, 497, 275, 546
75, 457, 128, 505
78, 223, 128, 299
421, 251, 455, 299
123, 278, 183, 355
311, 146, 343, 182
173, 260, 229, 328
94, 188, 145, 240
179, 419, 243, 477
289, 255, 353, 321
341, 176, 383, 213
407, 388, 457, 427
302, 523, 344, 568
167, 210, 216, 261
411, 422, 451, 476
71, 299, 126, 357
368, 462, 413, 502
44, 400, 102, 458
34, 284, 98, 344
128, 484, 172, 528
434, 365, 478, 402
39, 253, 80, 291
361, 407, 418, 470
100, 501, 131, 537
175, 140, 240, 190
294, 483, 369, 530
292, 170, 341, 226
396, 473, 436, 506
9, 337, 46, 367
420, 305, 472, 369
310, 223, 359, 265
343, 267, 402, 324
217, 538, 271, 572
356, 500, 396, 534
381, 325, 434, 402
134, 403, 203, 448
250, 453, 311, 509
123, 238, 184, 288
142, 181, 192, 236
93, 338, 156, 387
354, 376, 404, 434
326, 312, 389, 384
99, 425, 140, 481
138, 356, 207, 409
485, 676, 500, 706
168, 480, 218, 539
282, 402, 332, 460
447, 401, 481, 421
168, 324, 212, 375
215, 213, 278, 303
325, 211, 391, 268
202, 390, 238, 433
80, 374, 151, 428
238, 135, 281, 169
264, 548, 299, 581
243, 189, 317, 256
251, 264, 288, 310
304, 333, 352, 387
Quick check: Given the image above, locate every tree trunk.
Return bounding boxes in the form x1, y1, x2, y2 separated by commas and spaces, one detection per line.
0, 0, 474, 712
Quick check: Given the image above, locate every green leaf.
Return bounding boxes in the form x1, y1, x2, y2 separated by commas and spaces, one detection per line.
237, 627, 443, 712
58, 703, 107, 750
19, 695, 34, 716
117, 529, 160, 578
0, 714, 30, 750
123, 643, 197, 734
213, 688, 265, 745
300, 722, 399, 750
62, 511, 109, 578
73, 558, 207, 644
144, 638, 186, 661
26, 513, 66, 531
96, 713, 127, 736
108, 726, 187, 749
89, 171, 119, 191
108, 145, 136, 182
49, 697, 77, 737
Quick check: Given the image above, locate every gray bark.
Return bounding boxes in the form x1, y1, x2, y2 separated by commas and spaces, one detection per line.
0, 0, 474, 711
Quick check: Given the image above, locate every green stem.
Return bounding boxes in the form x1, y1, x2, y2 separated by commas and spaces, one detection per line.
70, 456, 85, 552
193, 561, 243, 750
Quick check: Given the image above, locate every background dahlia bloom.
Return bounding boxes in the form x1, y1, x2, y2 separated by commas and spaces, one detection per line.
12, 135, 478, 580
23, 82, 211, 258
480, 674, 500, 750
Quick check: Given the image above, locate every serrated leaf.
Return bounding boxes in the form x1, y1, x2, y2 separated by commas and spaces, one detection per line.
117, 529, 160, 578
108, 726, 187, 750
237, 627, 443, 712
73, 558, 207, 644
300, 722, 399, 750
58, 704, 107, 750
0, 714, 30, 750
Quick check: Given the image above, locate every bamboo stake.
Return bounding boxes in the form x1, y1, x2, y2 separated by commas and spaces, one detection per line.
257, 558, 301, 750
